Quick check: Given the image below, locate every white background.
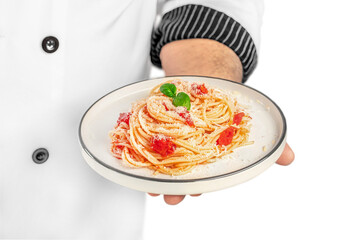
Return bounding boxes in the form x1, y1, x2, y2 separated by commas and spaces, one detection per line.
143, 0, 360, 239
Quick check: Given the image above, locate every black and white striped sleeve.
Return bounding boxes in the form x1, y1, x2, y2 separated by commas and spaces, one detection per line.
150, 4, 259, 82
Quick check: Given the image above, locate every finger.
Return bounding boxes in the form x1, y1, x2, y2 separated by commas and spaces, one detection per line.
190, 194, 202, 197
276, 143, 295, 166
148, 193, 160, 197
163, 195, 186, 205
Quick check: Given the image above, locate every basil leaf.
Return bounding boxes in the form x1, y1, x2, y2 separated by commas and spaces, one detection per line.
173, 92, 191, 110
183, 99, 191, 111
160, 83, 177, 98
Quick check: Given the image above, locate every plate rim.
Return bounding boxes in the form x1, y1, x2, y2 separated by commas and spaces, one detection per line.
78, 75, 287, 183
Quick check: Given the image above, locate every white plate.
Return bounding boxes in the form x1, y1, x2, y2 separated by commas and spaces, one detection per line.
78, 76, 286, 194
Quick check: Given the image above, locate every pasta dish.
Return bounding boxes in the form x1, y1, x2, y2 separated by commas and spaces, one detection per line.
109, 79, 252, 176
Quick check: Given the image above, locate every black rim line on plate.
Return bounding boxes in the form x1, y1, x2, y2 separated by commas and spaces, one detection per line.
78, 75, 287, 183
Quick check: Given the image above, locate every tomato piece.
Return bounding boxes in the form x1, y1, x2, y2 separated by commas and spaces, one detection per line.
191, 83, 208, 95
233, 112, 245, 125
198, 84, 208, 94
117, 112, 131, 126
216, 127, 235, 146
151, 135, 176, 157
162, 102, 169, 111
177, 107, 195, 127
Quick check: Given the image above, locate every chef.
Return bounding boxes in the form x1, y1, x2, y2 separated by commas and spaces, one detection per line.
0, 0, 294, 239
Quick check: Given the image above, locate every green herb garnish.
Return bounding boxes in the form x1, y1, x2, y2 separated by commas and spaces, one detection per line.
173, 92, 191, 110
160, 83, 177, 98
160, 83, 191, 110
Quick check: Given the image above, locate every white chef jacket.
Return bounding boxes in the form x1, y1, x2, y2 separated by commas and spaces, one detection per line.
0, 0, 263, 239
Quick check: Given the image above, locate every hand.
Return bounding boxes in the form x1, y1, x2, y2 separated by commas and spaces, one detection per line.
149, 143, 295, 205
156, 39, 295, 205
147, 193, 202, 205
276, 143, 295, 166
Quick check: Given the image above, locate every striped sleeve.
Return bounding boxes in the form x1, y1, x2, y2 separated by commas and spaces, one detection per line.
151, 4, 258, 82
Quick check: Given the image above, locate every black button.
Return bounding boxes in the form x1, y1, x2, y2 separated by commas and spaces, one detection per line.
32, 148, 49, 164
42, 36, 59, 53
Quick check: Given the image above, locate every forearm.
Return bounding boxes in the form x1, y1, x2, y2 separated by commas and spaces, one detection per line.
160, 39, 243, 83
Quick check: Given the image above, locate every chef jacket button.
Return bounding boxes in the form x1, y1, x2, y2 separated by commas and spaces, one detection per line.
32, 148, 49, 164
42, 36, 59, 53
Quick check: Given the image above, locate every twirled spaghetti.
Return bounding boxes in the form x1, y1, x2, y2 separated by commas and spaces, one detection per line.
109, 79, 252, 176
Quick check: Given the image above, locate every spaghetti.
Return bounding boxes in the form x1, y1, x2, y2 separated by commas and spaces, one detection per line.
109, 79, 253, 176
